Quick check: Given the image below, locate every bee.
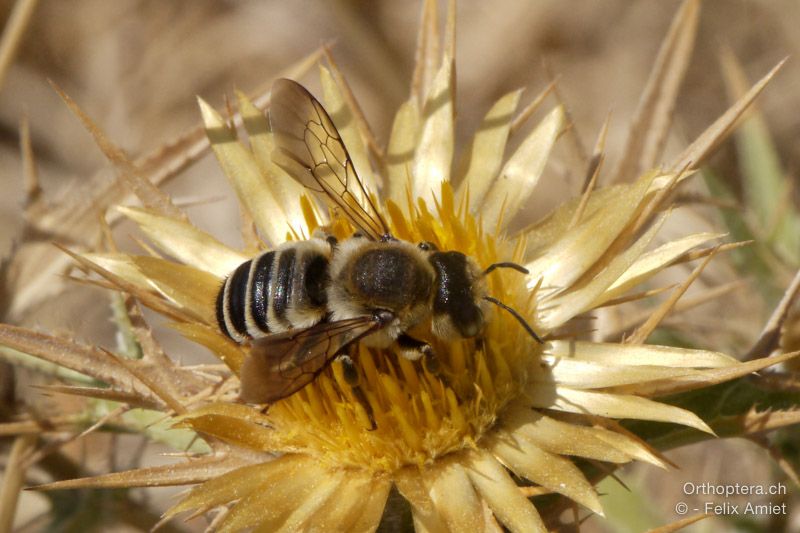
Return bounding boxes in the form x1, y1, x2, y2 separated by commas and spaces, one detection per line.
216, 78, 542, 404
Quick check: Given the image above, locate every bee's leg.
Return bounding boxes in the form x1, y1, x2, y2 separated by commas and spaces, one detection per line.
338, 353, 359, 385
396, 333, 432, 361
422, 349, 441, 376
396, 334, 442, 376
336, 352, 376, 430
311, 227, 338, 247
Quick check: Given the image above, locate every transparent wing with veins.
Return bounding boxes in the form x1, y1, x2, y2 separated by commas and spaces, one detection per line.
239, 314, 390, 403
270, 78, 389, 241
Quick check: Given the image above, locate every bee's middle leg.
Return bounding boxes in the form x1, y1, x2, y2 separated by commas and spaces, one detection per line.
336, 352, 376, 430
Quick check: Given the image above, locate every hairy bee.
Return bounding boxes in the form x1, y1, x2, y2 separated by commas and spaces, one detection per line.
216, 78, 542, 404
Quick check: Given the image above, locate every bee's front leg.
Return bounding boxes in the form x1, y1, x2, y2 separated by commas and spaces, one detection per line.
396, 334, 442, 376
396, 333, 432, 360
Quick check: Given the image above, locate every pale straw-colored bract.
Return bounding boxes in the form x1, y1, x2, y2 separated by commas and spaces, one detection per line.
8, 1, 793, 531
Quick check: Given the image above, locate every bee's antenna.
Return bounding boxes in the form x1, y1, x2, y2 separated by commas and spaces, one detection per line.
483, 262, 529, 277
483, 296, 544, 344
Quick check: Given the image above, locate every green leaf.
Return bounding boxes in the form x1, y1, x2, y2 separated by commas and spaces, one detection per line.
721, 50, 800, 266
595, 475, 664, 533
701, 168, 783, 304
624, 376, 800, 451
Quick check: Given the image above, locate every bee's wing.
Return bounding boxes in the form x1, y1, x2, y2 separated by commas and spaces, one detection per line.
239, 314, 389, 403
270, 78, 390, 241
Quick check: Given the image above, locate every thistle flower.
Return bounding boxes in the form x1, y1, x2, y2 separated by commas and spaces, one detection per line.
1, 1, 796, 532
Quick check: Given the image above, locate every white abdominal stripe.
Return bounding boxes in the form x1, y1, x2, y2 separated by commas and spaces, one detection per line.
216, 239, 331, 342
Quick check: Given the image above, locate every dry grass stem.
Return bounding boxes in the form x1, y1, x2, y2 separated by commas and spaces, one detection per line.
0, 435, 36, 533
0, 0, 38, 89
614, 0, 699, 182
745, 268, 800, 360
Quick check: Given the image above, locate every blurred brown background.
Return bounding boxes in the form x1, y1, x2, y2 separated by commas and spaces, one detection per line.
1, 0, 798, 249
1, 0, 798, 531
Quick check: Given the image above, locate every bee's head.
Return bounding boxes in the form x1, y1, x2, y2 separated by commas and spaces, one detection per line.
423, 245, 488, 339
421, 242, 544, 344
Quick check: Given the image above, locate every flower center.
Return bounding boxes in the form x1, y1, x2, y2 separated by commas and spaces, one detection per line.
262, 190, 542, 472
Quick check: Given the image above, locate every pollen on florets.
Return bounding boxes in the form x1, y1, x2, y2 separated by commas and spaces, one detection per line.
261, 182, 541, 472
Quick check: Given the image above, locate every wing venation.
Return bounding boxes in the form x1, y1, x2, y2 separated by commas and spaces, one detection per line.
270, 78, 390, 240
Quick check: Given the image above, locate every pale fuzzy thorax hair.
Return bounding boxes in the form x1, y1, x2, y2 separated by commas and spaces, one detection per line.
327, 237, 434, 348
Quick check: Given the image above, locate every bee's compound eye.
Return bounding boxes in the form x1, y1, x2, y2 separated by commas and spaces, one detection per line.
418, 241, 438, 252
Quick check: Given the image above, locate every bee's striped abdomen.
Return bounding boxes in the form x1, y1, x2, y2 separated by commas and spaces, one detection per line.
248, 251, 276, 332
271, 248, 296, 328
216, 240, 331, 342
217, 259, 253, 342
